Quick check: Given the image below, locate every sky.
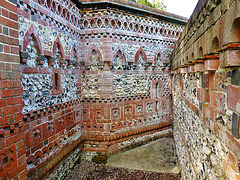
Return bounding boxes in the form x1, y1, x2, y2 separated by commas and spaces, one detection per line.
163, 0, 199, 18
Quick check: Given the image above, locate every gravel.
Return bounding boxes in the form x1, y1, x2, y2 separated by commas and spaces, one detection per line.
66, 161, 181, 180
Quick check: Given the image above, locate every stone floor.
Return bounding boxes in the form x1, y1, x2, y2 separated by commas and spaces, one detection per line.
67, 137, 180, 179
106, 137, 179, 173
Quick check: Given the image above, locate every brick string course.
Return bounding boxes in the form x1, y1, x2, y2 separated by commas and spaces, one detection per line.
172, 0, 240, 179
0, 0, 187, 179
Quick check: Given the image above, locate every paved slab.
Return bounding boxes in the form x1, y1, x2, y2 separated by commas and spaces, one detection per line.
106, 137, 180, 174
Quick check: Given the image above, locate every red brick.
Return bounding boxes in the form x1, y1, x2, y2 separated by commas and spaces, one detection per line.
228, 151, 239, 172
7, 97, 14, 105
225, 131, 240, 159
13, 81, 21, 88
0, 98, 7, 107
8, 163, 26, 179
0, 140, 5, 150
17, 147, 26, 158
11, 46, 19, 54
15, 112, 23, 121
14, 96, 22, 104
17, 154, 26, 166
0, 62, 6, 70
0, 81, 5, 89
9, 12, 18, 21
0, 0, 17, 13
223, 159, 240, 180
12, 64, 20, 71
210, 91, 225, 113
204, 59, 219, 71
6, 80, 13, 88
194, 63, 204, 72
0, 53, 19, 63
7, 114, 15, 123
202, 103, 217, 121
227, 85, 240, 114
4, 45, 10, 53
221, 49, 240, 67
197, 88, 209, 102
5, 63, 11, 71
2, 88, 22, 97
6, 132, 24, 147
18, 169, 28, 180
0, 34, 18, 46
15, 140, 24, 151
0, 116, 8, 126
3, 104, 22, 116
2, 8, 9, 18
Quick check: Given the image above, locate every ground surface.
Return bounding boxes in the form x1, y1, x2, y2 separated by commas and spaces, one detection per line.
107, 137, 179, 173
67, 137, 180, 180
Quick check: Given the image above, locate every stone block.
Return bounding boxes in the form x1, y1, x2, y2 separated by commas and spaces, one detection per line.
20, 51, 30, 59
231, 69, 240, 86
232, 112, 240, 139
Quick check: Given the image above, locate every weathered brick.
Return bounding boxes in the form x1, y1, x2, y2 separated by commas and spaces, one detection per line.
210, 91, 225, 114
227, 85, 240, 113
197, 88, 209, 102
204, 59, 219, 71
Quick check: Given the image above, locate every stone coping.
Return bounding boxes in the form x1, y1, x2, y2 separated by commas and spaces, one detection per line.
74, 0, 188, 24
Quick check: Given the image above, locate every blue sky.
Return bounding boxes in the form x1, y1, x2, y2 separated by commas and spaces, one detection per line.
163, 0, 199, 18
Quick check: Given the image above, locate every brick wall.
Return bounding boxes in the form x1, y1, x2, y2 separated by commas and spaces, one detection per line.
0, 0, 186, 178
172, 0, 240, 179
78, 6, 185, 153
0, 0, 27, 179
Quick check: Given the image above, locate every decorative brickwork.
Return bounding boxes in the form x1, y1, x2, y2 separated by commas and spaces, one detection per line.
172, 0, 240, 179
0, 0, 186, 179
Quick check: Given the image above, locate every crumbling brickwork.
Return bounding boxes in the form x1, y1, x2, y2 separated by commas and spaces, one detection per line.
172, 0, 240, 179
0, 0, 186, 179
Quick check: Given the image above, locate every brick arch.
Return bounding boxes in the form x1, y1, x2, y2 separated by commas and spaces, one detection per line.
112, 46, 127, 62
153, 49, 164, 63
211, 36, 219, 53
52, 36, 65, 58
23, 24, 43, 54
86, 44, 102, 62
231, 17, 240, 42
198, 46, 203, 58
134, 47, 147, 62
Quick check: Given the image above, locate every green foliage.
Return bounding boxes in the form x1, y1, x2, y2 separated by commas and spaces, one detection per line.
132, 0, 167, 11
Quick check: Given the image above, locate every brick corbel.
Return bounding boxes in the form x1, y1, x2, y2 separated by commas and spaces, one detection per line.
204, 59, 219, 71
